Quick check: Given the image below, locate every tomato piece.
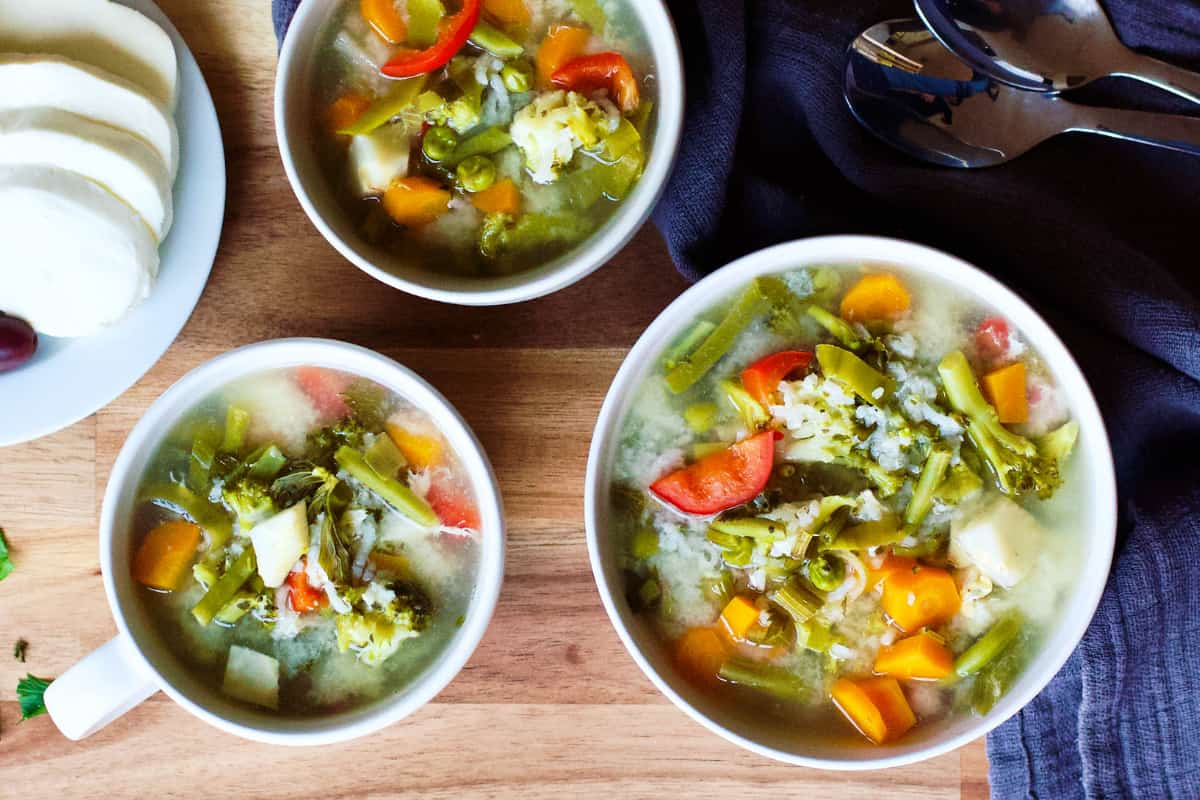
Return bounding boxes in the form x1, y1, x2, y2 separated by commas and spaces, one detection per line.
427, 482, 481, 529
286, 562, 327, 614
550, 52, 641, 112
295, 366, 352, 420
975, 317, 1010, 365
650, 431, 779, 516
381, 0, 481, 78
740, 350, 812, 407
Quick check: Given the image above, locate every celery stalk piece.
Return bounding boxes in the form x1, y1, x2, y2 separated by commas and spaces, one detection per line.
955, 614, 1023, 678
663, 320, 717, 371
718, 379, 770, 429
365, 434, 407, 478
806, 306, 861, 350
816, 344, 895, 405
407, 0, 445, 48
469, 21, 524, 58
769, 578, 822, 624
444, 127, 513, 168
221, 406, 251, 454
796, 619, 837, 653
904, 448, 953, 532
821, 515, 905, 551
335, 446, 438, 527
339, 76, 428, 136
214, 591, 256, 625
141, 482, 233, 548
718, 657, 808, 701
665, 281, 771, 394
246, 444, 287, 481
192, 549, 256, 626
188, 435, 217, 495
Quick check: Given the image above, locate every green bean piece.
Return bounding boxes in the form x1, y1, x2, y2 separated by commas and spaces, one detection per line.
191, 549, 256, 626
970, 633, 1027, 715
892, 528, 949, 559
683, 402, 719, 433
214, 591, 257, 625
629, 526, 659, 561
904, 448, 953, 532
365, 434, 408, 478
806, 554, 845, 592
141, 482, 233, 548
192, 562, 217, 591
501, 60, 534, 93
422, 125, 459, 162
718, 657, 807, 701
710, 517, 786, 542
662, 319, 717, 370
334, 446, 438, 527
406, 0, 445, 47
956, 615, 1023, 678
665, 281, 771, 394
806, 306, 861, 350
769, 578, 822, 624
820, 515, 906, 551
221, 407, 250, 454
444, 127, 513, 168
468, 21, 524, 58
815, 344, 895, 405
246, 444, 287, 481
338, 77, 428, 136
457, 155, 497, 192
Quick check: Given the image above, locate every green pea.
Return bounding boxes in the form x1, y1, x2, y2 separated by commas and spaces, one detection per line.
807, 554, 845, 592
501, 61, 534, 93
422, 126, 458, 163
457, 155, 497, 193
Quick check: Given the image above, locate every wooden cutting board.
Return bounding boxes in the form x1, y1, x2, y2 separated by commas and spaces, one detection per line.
0, 1, 989, 796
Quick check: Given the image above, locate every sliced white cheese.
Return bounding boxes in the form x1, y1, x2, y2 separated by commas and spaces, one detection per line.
222, 645, 279, 710
950, 495, 1044, 589
0, 164, 158, 337
249, 500, 309, 588
0, 108, 173, 240
0, 54, 178, 178
0, 0, 178, 109
348, 126, 411, 197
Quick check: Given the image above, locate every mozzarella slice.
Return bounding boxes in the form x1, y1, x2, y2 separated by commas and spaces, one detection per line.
0, 54, 178, 178
0, 0, 178, 109
0, 108, 173, 240
950, 495, 1044, 589
0, 165, 158, 337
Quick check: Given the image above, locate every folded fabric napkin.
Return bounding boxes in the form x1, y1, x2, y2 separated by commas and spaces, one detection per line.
272, 1, 1200, 795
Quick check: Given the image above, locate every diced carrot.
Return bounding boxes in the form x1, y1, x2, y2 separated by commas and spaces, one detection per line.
881, 565, 961, 633
832, 676, 916, 744
840, 273, 912, 323
286, 560, 327, 614
327, 93, 372, 135
385, 423, 443, 469
381, 176, 451, 227
427, 481, 481, 529
719, 595, 761, 641
295, 366, 351, 420
536, 24, 591, 88
483, 0, 530, 29
982, 361, 1029, 424
674, 627, 729, 685
370, 550, 412, 578
470, 179, 521, 215
361, 0, 407, 44
874, 632, 954, 681
132, 521, 202, 591
865, 553, 916, 591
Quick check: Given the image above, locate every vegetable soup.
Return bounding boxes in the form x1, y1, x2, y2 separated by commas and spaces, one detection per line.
132, 366, 481, 715
312, 0, 654, 277
610, 267, 1083, 746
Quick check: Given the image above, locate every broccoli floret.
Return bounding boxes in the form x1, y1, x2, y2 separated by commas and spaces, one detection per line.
220, 479, 277, 530
938, 351, 1062, 499
335, 581, 432, 666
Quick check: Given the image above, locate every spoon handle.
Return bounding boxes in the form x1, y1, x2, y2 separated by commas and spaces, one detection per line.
1069, 108, 1200, 159
1114, 52, 1200, 106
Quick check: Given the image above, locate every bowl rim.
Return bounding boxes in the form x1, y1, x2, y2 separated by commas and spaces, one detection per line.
273, 0, 685, 307
99, 338, 506, 745
583, 235, 1118, 769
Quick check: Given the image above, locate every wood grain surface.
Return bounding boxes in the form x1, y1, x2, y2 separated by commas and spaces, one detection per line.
0, 2, 989, 796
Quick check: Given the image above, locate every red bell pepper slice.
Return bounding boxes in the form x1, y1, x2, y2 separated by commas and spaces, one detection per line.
550, 52, 641, 112
286, 560, 328, 614
740, 350, 812, 407
650, 431, 779, 516
381, 0, 481, 78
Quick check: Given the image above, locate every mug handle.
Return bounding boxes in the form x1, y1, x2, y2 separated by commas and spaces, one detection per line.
44, 637, 159, 740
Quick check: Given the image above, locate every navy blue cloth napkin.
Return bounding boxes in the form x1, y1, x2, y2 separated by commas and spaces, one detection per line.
273, 1, 1200, 795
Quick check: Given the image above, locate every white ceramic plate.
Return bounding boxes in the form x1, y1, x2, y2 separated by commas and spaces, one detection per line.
0, 0, 225, 447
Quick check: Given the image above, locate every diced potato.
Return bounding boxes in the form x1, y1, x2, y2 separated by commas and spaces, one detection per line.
950, 495, 1043, 589
222, 645, 279, 710
248, 500, 309, 588
348, 125, 411, 196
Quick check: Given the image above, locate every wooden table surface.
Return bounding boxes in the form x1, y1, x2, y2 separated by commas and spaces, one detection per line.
0, 2, 989, 796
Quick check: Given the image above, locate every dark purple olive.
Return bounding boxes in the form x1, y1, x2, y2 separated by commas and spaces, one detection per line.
0, 314, 37, 372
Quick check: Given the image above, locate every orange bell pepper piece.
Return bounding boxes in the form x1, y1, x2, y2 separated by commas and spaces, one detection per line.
361, 0, 408, 45
386, 422, 444, 469
327, 93, 373, 136
483, 0, 530, 29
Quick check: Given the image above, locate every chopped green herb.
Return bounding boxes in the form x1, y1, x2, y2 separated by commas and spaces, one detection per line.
17, 674, 52, 721
13, 638, 27, 662
0, 527, 13, 582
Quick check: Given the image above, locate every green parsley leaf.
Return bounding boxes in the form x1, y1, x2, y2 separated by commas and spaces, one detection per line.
0, 527, 13, 582
16, 674, 52, 721
13, 639, 27, 663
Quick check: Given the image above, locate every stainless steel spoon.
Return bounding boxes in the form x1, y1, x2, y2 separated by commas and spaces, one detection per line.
843, 19, 1200, 167
914, 0, 1200, 103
